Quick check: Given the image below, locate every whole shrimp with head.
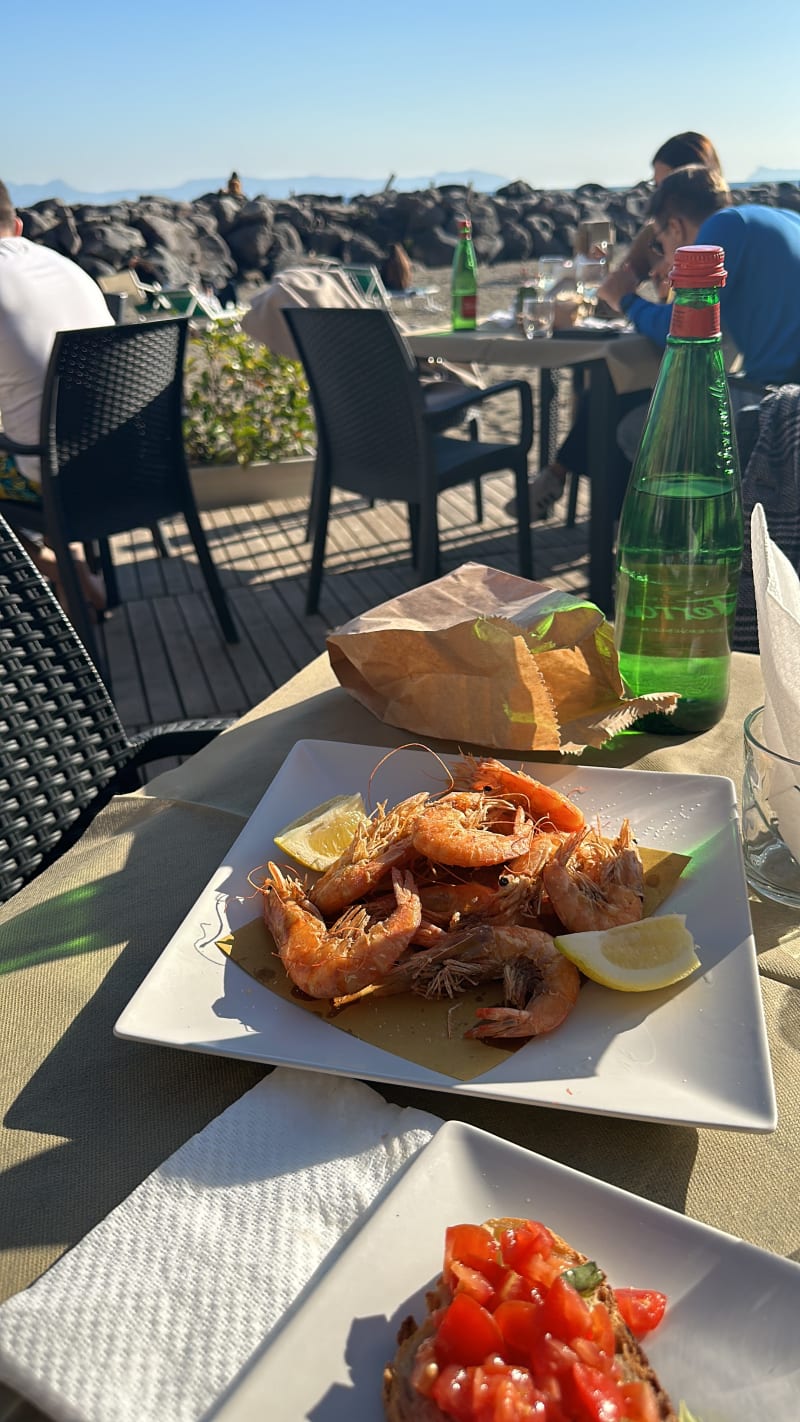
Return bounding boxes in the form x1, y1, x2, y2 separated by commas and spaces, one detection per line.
543, 819, 644, 933
411, 790, 534, 868
383, 921, 581, 1039
452, 755, 585, 833
309, 791, 429, 916
261, 862, 421, 998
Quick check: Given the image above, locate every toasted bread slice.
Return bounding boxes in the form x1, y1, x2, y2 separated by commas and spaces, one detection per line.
383, 1217, 678, 1422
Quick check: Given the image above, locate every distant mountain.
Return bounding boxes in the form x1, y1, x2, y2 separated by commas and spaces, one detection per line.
8, 171, 511, 207
746, 166, 800, 183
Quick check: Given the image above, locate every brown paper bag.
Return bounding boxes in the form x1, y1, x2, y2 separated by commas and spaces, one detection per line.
327, 563, 677, 753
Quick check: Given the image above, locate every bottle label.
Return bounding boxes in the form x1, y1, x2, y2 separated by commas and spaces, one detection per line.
669, 303, 720, 339
459, 294, 477, 321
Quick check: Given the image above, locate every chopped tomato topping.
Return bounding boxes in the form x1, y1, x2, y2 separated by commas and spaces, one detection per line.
571, 1361, 627, 1421
589, 1302, 615, 1359
435, 1293, 504, 1367
541, 1274, 594, 1343
451, 1261, 496, 1307
445, 1224, 505, 1289
416, 1221, 669, 1422
620, 1379, 665, 1422
614, 1288, 667, 1338
493, 1299, 546, 1362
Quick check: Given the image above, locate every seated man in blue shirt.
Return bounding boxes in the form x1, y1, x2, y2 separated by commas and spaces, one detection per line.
600, 163, 800, 387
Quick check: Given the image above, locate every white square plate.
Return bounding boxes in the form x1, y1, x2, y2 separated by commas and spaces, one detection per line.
115, 740, 776, 1130
209, 1119, 800, 1421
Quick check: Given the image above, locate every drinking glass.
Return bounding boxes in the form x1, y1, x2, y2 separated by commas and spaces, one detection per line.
535, 257, 572, 294
741, 705, 800, 907
521, 295, 555, 340
575, 254, 607, 308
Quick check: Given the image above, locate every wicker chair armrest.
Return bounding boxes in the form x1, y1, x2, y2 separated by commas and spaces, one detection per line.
0, 432, 43, 457
126, 717, 235, 768
467, 378, 534, 451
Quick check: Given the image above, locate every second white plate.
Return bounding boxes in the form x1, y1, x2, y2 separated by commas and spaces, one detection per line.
210, 1119, 800, 1421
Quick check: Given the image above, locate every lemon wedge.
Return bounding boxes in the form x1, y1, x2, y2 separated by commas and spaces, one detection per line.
554, 914, 701, 992
273, 792, 369, 871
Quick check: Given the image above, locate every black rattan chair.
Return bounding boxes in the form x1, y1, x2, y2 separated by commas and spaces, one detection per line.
0, 514, 233, 905
284, 307, 534, 614
0, 318, 238, 674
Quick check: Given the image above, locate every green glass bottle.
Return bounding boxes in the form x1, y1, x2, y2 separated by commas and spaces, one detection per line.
451, 217, 478, 330
614, 245, 743, 734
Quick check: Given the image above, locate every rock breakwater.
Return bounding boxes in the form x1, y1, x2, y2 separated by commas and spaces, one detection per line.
19, 178, 800, 295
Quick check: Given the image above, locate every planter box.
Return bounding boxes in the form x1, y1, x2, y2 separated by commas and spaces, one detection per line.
190, 456, 314, 511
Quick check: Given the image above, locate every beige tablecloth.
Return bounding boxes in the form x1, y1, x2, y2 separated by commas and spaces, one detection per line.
0, 651, 798, 1386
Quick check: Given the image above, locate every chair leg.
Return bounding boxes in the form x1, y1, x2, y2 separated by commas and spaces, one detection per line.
407, 503, 420, 567
513, 462, 534, 580
150, 522, 171, 557
305, 483, 332, 614
304, 464, 321, 542
183, 510, 238, 643
416, 496, 440, 584
57, 545, 109, 681
467, 416, 483, 522
97, 538, 120, 608
566, 470, 580, 528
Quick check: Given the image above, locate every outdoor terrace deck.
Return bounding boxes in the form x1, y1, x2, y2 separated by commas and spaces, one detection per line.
98, 472, 591, 758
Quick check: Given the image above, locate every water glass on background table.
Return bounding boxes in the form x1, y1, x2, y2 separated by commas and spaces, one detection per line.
521, 294, 555, 340
575, 254, 607, 308
535, 256, 573, 294
741, 704, 800, 907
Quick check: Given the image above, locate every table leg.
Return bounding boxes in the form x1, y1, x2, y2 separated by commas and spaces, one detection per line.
586, 359, 618, 615
538, 368, 559, 466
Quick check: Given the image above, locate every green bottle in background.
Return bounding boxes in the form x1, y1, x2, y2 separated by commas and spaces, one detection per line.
451, 217, 478, 330
614, 245, 743, 734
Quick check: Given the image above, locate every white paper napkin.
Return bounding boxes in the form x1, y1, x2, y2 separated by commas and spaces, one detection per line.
0, 1069, 439, 1422
750, 502, 800, 859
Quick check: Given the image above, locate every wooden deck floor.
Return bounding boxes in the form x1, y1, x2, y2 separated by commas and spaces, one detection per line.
98, 470, 591, 746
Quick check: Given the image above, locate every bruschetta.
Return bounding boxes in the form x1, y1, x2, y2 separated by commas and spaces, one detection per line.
382, 1217, 677, 1422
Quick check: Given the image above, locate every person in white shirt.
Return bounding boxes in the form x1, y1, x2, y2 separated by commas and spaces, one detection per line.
0, 178, 113, 607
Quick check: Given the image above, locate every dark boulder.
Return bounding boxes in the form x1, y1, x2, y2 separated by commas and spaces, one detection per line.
38, 212, 82, 258
226, 218, 274, 270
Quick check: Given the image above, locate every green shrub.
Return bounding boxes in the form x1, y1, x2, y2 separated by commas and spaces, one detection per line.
183, 321, 315, 466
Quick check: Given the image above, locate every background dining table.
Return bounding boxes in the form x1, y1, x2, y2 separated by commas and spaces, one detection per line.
0, 647, 798, 1419
405, 323, 662, 613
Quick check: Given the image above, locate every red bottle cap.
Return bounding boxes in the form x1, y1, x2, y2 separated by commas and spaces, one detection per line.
458, 217, 472, 233
670, 245, 727, 288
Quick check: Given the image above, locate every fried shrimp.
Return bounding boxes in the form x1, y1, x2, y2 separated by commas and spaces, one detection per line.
412, 793, 534, 868
309, 792, 429, 916
453, 755, 586, 833
542, 827, 644, 933
464, 928, 581, 1038
261, 863, 421, 998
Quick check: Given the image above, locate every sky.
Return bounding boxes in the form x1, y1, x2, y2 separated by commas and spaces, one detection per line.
6, 0, 800, 193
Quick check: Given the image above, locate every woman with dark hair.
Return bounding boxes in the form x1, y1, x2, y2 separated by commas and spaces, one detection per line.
651, 131, 722, 186
522, 133, 725, 522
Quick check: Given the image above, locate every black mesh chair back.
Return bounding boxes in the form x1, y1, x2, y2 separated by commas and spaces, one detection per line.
42, 318, 196, 539
286, 306, 431, 503
0, 514, 231, 904
0, 318, 237, 675
285, 307, 533, 613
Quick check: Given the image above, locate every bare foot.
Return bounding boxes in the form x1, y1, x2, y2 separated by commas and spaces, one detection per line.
20, 537, 106, 615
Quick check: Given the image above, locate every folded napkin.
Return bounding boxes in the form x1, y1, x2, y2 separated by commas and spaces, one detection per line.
751, 502, 800, 859
0, 1070, 439, 1422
